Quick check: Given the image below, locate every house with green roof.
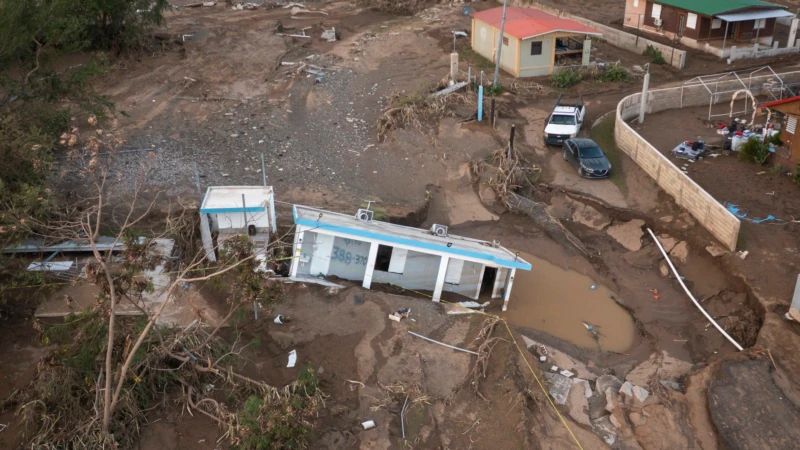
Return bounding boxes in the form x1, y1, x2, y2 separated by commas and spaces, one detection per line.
623, 0, 796, 55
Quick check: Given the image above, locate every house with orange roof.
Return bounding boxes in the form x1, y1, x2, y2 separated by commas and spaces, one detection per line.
470, 7, 601, 78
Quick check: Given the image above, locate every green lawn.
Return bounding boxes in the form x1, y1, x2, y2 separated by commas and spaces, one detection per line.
589, 113, 627, 195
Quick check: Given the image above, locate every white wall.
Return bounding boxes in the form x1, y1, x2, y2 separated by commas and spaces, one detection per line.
326, 237, 371, 281
372, 250, 441, 290
213, 210, 270, 232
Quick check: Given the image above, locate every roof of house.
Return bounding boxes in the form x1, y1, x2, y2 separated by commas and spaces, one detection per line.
292, 205, 531, 270
472, 7, 601, 40
762, 95, 800, 108
200, 186, 274, 214
651, 0, 786, 17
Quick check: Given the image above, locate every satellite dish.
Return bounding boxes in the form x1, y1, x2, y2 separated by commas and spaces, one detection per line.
462, 5, 472, 16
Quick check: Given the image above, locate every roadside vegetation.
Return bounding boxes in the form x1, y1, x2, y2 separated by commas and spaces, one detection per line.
0, 0, 169, 248
551, 65, 632, 89
643, 45, 666, 65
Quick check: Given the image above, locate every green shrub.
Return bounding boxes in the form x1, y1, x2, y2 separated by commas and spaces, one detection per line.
551, 69, 582, 89
643, 45, 666, 64
738, 137, 770, 165
766, 131, 783, 146
794, 163, 800, 187
596, 65, 631, 83
770, 163, 787, 175
485, 84, 504, 97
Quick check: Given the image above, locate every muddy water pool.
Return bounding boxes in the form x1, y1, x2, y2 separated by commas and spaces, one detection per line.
501, 252, 636, 353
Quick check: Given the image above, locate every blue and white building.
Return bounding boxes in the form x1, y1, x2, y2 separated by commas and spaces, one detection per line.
289, 205, 531, 310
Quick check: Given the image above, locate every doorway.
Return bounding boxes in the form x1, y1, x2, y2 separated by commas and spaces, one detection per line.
480, 267, 497, 295
677, 14, 686, 37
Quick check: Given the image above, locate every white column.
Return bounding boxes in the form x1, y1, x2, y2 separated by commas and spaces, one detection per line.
432, 255, 450, 302
582, 39, 592, 66
638, 69, 650, 124
474, 265, 486, 300
788, 18, 799, 49
362, 242, 380, 289
502, 268, 517, 312
289, 226, 304, 278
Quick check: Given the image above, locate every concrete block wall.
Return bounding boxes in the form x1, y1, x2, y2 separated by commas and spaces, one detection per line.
614, 91, 741, 251
511, 0, 686, 69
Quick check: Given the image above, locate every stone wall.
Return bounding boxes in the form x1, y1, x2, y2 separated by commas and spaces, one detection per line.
511, 0, 686, 69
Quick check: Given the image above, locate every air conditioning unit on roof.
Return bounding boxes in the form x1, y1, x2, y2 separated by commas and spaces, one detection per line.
355, 209, 373, 222
430, 224, 448, 237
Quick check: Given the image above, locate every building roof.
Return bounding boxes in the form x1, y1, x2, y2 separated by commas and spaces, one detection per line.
292, 205, 531, 270
472, 7, 601, 40
651, 0, 786, 17
762, 95, 800, 108
200, 186, 274, 214
716, 9, 795, 22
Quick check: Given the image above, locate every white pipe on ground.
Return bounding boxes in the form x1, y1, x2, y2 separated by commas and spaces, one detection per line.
646, 228, 744, 351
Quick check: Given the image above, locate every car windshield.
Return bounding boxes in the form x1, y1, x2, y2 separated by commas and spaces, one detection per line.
579, 145, 604, 159
550, 114, 576, 125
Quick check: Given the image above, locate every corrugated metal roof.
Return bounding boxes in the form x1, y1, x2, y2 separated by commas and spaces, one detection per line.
762, 95, 800, 108
716, 9, 795, 21
651, 0, 785, 17
293, 205, 531, 270
472, 7, 601, 40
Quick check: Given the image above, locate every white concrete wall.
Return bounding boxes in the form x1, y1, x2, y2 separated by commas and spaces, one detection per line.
326, 236, 371, 281
519, 37, 553, 77
473, 19, 497, 65
442, 261, 484, 299
213, 210, 270, 232
373, 250, 441, 290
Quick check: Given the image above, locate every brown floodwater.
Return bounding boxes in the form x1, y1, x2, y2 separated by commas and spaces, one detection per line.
500, 252, 636, 353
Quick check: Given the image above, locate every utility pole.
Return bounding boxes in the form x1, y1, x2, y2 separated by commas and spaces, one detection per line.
492, 0, 509, 87
639, 63, 650, 124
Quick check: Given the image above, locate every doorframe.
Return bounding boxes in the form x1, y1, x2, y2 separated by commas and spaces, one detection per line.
677, 13, 686, 37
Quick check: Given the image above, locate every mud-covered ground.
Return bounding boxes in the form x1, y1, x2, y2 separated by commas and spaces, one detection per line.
4, 0, 800, 449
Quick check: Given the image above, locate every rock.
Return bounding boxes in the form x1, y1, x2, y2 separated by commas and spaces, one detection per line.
573, 378, 593, 398
521, 335, 536, 349
567, 380, 591, 427
659, 379, 681, 391
706, 243, 728, 257
669, 241, 689, 264
560, 369, 575, 378
604, 387, 619, 413
657, 351, 693, 379
625, 353, 660, 386
609, 413, 623, 429
543, 372, 571, 405
588, 395, 608, 420
634, 405, 691, 449
659, 215, 674, 223
607, 219, 645, 251
659, 262, 670, 277
591, 416, 617, 445
619, 381, 634, 398
633, 386, 650, 403
629, 411, 647, 427
571, 202, 611, 231
596, 374, 623, 397
657, 234, 678, 253
632, 64, 644, 73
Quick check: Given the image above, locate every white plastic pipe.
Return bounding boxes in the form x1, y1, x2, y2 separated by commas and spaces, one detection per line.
646, 228, 744, 351
408, 331, 479, 355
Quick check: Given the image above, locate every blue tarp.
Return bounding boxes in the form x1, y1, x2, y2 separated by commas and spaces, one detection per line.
725, 203, 780, 223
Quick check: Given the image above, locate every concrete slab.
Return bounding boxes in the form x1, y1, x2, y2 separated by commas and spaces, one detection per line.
669, 241, 690, 264
571, 201, 612, 231
606, 219, 645, 251
543, 372, 572, 405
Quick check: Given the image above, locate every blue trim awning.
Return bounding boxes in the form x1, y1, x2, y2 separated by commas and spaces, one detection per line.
292, 206, 531, 270
201, 206, 266, 214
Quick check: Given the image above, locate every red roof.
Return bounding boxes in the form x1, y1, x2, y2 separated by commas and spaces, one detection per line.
472, 7, 601, 40
762, 95, 800, 108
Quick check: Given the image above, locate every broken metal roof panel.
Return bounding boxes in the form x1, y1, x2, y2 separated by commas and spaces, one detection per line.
293, 205, 531, 270
716, 9, 795, 21
200, 186, 274, 214
4, 236, 124, 254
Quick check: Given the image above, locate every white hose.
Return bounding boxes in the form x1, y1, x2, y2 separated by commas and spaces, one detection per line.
646, 228, 744, 351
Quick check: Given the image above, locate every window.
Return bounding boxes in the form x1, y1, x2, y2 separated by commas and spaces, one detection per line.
373, 245, 393, 271
788, 116, 797, 134
444, 259, 465, 285
388, 248, 408, 274
754, 18, 766, 29
502, 36, 509, 46
633, 0, 639, 7
687, 13, 697, 29
530, 41, 543, 56
550, 114, 576, 125
711, 18, 722, 29
651, 3, 661, 19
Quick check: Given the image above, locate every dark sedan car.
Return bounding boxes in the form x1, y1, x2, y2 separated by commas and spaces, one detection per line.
562, 138, 612, 179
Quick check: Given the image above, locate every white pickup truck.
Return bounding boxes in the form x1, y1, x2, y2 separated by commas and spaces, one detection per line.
544, 95, 585, 146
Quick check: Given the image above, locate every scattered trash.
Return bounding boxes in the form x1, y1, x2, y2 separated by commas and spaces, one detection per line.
290, 6, 328, 15
321, 27, 337, 42
388, 314, 401, 322
429, 81, 468, 99
407, 330, 478, 355
362, 420, 376, 430
589, 284, 597, 290
583, 322, 601, 343
457, 301, 490, 309
451, 30, 468, 37
287, 349, 297, 368
559, 369, 575, 378
389, 308, 410, 322
725, 203, 780, 223
281, 61, 296, 66
400, 396, 409, 438
539, 355, 547, 362
306, 68, 326, 83
205, 383, 215, 392
738, 250, 749, 260
282, 2, 306, 8
671, 140, 705, 161
353, 294, 364, 305
274, 315, 284, 324
551, 365, 559, 372
649, 288, 659, 300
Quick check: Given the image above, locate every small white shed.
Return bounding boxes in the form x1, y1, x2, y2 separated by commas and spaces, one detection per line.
199, 186, 277, 261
